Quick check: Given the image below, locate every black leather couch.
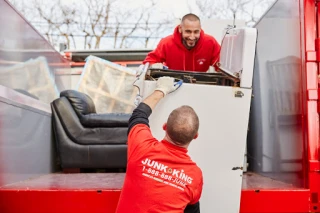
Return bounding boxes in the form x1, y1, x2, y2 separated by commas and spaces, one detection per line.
51, 90, 130, 169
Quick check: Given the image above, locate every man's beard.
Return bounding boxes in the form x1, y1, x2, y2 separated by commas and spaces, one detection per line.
182, 38, 198, 50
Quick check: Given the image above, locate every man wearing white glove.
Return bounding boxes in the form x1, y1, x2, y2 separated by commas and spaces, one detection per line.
116, 76, 203, 213
154, 76, 183, 96
150, 62, 166, 69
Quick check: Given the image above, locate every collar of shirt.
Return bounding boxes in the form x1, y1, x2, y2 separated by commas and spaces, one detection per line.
161, 140, 188, 154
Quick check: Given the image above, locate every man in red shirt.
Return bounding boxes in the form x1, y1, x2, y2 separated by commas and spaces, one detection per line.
116, 77, 203, 213
143, 13, 220, 72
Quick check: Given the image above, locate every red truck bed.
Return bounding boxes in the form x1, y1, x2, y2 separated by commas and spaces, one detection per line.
0, 172, 309, 213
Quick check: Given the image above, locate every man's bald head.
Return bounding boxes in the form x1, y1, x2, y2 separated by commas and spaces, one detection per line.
181, 13, 201, 25
166, 105, 199, 146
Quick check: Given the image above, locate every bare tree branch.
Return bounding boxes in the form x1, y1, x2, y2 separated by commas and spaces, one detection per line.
10, 0, 175, 49
119, 12, 143, 48
195, 0, 275, 26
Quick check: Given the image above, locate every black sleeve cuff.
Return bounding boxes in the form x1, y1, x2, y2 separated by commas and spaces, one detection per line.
136, 103, 152, 117
184, 202, 200, 213
127, 103, 152, 135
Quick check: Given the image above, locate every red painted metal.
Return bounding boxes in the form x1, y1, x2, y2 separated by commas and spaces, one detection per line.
305, 1, 320, 212
240, 190, 310, 213
0, 172, 311, 213
305, 0, 319, 158
0, 173, 124, 213
1, 1, 320, 213
0, 190, 121, 213
240, 172, 310, 212
240, 0, 320, 212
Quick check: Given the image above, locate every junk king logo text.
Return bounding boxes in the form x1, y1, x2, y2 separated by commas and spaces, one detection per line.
141, 158, 193, 185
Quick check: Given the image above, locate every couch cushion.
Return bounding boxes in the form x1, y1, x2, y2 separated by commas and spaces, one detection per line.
60, 90, 96, 115
80, 113, 131, 128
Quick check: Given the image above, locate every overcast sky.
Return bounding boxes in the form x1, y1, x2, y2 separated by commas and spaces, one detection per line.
59, 0, 197, 19
8, 0, 276, 50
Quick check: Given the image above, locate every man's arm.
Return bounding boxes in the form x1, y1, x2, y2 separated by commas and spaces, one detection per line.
143, 39, 165, 65
128, 77, 182, 134
127, 91, 164, 134
143, 90, 164, 110
185, 172, 203, 213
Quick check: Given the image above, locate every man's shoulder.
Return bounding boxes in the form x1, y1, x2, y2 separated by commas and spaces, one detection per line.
128, 124, 152, 140
159, 35, 175, 44
202, 33, 219, 45
191, 162, 203, 175
186, 159, 203, 178
202, 33, 216, 40
130, 123, 150, 133
185, 162, 203, 190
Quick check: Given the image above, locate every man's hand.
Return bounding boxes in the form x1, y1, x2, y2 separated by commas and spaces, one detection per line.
155, 77, 183, 96
206, 65, 218, 73
150, 63, 165, 69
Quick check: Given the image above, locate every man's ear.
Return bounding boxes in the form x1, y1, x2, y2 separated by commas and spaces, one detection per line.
163, 123, 167, 131
193, 132, 199, 140
178, 25, 182, 33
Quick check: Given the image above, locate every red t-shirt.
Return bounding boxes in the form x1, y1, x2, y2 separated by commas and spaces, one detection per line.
116, 124, 203, 213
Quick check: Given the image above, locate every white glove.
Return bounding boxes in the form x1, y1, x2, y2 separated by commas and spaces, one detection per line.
206, 65, 218, 73
133, 63, 149, 105
155, 77, 183, 96
133, 63, 149, 92
150, 63, 165, 69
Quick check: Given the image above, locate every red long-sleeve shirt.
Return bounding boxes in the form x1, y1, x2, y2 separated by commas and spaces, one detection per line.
143, 25, 220, 72
116, 104, 203, 213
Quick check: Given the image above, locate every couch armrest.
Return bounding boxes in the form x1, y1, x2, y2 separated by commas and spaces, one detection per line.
80, 113, 131, 128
